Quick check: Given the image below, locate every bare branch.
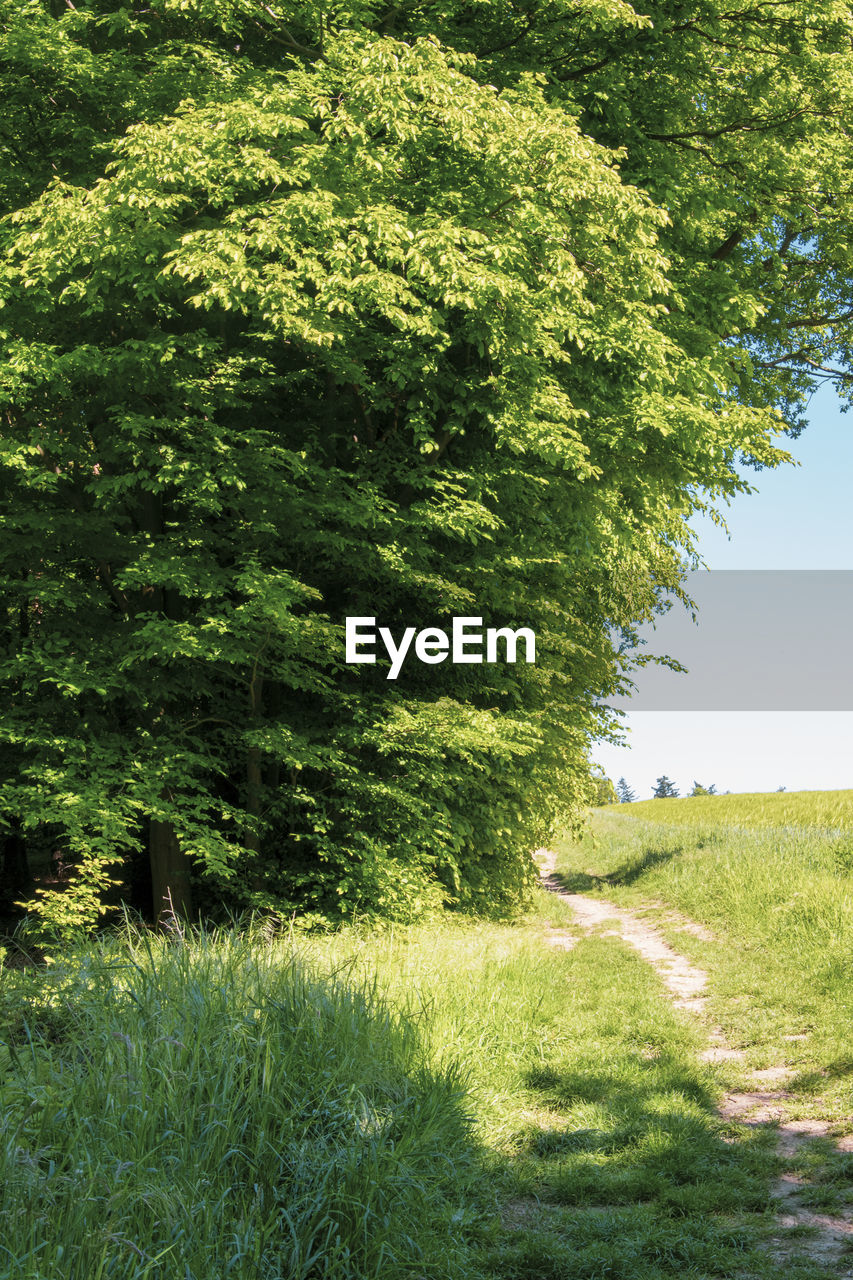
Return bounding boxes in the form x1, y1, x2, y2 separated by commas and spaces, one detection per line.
756, 353, 853, 379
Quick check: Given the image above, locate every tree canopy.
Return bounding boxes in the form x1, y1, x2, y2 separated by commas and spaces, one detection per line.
2, 0, 852, 931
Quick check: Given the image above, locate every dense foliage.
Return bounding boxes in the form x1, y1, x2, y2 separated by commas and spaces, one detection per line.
2, 0, 852, 930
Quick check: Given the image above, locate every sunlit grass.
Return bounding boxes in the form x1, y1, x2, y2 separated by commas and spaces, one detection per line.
0, 904, 798, 1279
556, 799, 853, 1118
623, 788, 853, 833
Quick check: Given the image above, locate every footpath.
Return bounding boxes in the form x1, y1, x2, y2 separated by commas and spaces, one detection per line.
536, 849, 853, 1277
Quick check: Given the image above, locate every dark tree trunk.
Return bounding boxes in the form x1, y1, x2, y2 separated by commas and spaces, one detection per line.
135, 492, 195, 928
246, 747, 263, 855
245, 667, 265, 891
149, 812, 193, 927
1, 823, 31, 914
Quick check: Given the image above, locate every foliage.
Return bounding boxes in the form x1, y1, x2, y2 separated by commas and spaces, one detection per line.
588, 764, 618, 806
652, 776, 679, 799
2, 0, 853, 926
689, 781, 716, 797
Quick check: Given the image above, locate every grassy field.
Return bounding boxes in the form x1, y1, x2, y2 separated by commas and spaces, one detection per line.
1, 909, 785, 1280
2, 790, 852, 1278
622, 789, 853, 833
555, 792, 853, 1118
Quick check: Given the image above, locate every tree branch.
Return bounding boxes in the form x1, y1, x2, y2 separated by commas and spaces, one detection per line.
756, 353, 853, 379
96, 562, 131, 616
784, 307, 853, 330
711, 225, 750, 260
254, 3, 325, 60
647, 106, 811, 143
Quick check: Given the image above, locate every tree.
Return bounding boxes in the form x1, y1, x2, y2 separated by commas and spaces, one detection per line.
589, 766, 618, 807
2, 0, 853, 930
653, 777, 679, 799
617, 778, 636, 804
689, 782, 717, 797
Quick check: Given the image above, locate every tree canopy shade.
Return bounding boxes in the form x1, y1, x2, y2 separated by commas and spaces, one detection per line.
2, 0, 852, 931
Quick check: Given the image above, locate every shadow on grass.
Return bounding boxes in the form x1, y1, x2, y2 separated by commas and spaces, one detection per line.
486, 1052, 778, 1279
546, 868, 605, 893
524, 1056, 716, 1112
547, 846, 681, 895
606, 846, 683, 886
790, 1057, 853, 1094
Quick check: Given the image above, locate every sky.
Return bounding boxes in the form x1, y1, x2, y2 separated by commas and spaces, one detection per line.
591, 383, 853, 797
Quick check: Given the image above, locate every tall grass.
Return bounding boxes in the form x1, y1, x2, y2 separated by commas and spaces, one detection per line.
0, 924, 481, 1280
1, 910, 786, 1280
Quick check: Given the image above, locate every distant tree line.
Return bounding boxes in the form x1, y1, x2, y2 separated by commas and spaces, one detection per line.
648, 778, 719, 799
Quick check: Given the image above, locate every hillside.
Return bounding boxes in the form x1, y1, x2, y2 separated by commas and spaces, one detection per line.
620, 789, 853, 831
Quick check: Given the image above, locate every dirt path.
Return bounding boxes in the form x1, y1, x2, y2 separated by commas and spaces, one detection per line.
535, 850, 853, 1275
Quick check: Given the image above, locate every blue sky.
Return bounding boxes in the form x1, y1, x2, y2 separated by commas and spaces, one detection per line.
592, 383, 853, 797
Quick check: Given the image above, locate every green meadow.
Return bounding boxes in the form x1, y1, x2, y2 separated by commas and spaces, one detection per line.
620, 789, 853, 833
559, 790, 853, 1116
2, 790, 852, 1278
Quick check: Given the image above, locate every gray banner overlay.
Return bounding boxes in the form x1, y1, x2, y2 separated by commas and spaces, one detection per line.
610, 571, 853, 711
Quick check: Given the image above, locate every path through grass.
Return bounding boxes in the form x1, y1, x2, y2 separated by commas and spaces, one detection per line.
549, 794, 853, 1276
3, 790, 851, 1277
557, 798, 853, 1113
0, 896, 805, 1279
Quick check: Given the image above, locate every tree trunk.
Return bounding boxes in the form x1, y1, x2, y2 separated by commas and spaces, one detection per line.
1, 822, 30, 913
149, 812, 193, 928
135, 491, 195, 928
246, 746, 263, 855
245, 666, 265, 890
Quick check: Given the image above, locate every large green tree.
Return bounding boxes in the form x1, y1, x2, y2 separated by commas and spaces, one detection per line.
1, 0, 850, 931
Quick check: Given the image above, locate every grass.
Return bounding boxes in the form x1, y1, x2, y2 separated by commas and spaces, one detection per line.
623, 790, 853, 835
0, 905, 793, 1280
3, 791, 852, 1278
550, 792, 853, 1261
554, 795, 853, 1117
0, 925, 486, 1280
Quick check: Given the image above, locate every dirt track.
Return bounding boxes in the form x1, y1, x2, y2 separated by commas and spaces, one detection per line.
536, 849, 853, 1275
